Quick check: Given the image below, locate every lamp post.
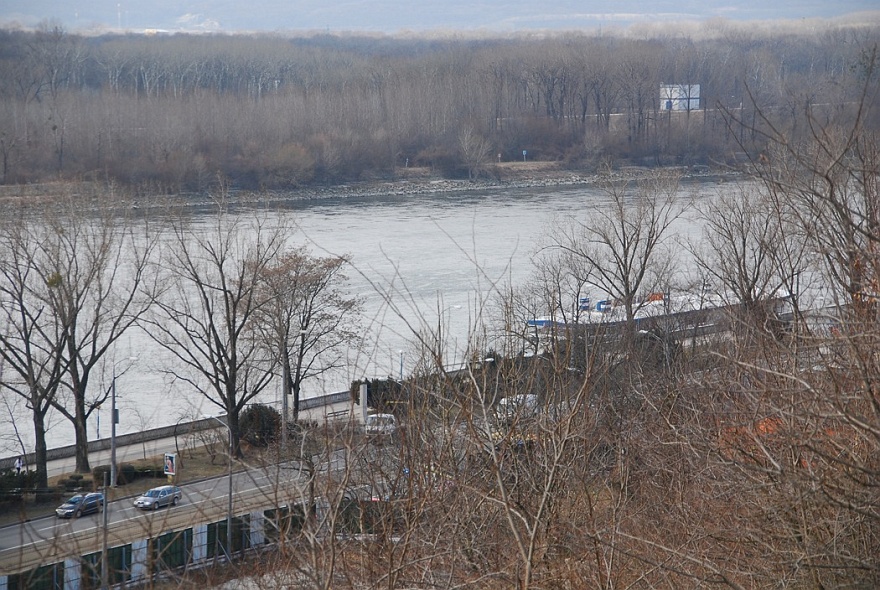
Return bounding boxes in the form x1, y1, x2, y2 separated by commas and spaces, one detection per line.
100, 471, 109, 590
398, 350, 404, 381
204, 414, 233, 558
110, 356, 137, 488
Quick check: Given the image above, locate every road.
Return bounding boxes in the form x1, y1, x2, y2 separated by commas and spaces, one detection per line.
0, 457, 322, 574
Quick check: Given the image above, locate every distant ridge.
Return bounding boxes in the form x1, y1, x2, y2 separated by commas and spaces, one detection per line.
1, 0, 877, 35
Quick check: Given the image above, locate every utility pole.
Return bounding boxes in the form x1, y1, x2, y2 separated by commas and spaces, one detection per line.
101, 472, 109, 589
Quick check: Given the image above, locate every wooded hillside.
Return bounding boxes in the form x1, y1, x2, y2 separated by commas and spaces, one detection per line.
1, 21, 878, 190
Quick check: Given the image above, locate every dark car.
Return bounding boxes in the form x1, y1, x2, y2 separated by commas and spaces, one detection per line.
133, 485, 182, 510
56, 492, 104, 518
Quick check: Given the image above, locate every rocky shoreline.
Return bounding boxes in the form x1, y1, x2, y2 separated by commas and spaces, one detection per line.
0, 165, 740, 207
245, 165, 739, 205
263, 172, 605, 202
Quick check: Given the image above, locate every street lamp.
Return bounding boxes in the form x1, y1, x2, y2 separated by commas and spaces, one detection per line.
100, 470, 109, 590
110, 356, 137, 488
203, 414, 233, 559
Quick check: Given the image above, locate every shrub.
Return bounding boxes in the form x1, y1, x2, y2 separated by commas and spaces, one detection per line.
0, 469, 38, 494
0, 489, 23, 504
92, 465, 111, 486
257, 143, 316, 189
118, 463, 137, 485
138, 466, 165, 479
240, 404, 281, 447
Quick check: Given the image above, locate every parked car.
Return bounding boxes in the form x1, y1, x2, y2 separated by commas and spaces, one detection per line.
133, 485, 182, 511
56, 492, 104, 518
365, 413, 399, 436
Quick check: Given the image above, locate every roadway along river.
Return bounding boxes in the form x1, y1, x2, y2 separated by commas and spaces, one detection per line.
2, 179, 722, 453
0, 455, 328, 568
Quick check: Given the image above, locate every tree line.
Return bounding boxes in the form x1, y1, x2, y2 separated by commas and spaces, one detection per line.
0, 20, 877, 189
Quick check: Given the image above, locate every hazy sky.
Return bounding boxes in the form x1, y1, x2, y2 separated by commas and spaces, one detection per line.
2, 0, 878, 35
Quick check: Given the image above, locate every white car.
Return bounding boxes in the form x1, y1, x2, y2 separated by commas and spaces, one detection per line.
365, 413, 398, 436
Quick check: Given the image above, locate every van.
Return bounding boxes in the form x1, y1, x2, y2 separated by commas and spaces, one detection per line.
365, 413, 398, 436
494, 394, 539, 424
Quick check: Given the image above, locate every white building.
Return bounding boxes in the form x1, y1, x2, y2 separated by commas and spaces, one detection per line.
297, 391, 359, 425
660, 84, 700, 111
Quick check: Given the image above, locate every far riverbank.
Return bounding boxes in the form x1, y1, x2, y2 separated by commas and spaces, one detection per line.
0, 161, 741, 207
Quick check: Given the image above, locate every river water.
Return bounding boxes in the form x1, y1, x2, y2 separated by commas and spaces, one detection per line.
3, 179, 719, 454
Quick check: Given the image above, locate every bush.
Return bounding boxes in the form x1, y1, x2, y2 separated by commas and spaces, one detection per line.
57, 478, 78, 491
118, 463, 137, 485
138, 466, 165, 479
256, 142, 316, 189
0, 489, 23, 504
240, 404, 281, 447
92, 465, 111, 486
0, 469, 37, 494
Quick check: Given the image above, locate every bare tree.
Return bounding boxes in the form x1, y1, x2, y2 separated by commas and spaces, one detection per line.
0, 208, 68, 488
553, 168, 686, 339
52, 195, 157, 474
143, 194, 288, 458
689, 182, 800, 340
457, 124, 493, 180
255, 247, 363, 425
692, 42, 880, 587
0, 189, 157, 474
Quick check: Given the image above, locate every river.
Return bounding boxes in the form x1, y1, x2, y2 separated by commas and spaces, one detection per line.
2, 179, 719, 454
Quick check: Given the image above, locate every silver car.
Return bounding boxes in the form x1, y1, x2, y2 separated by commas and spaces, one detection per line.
133, 485, 182, 510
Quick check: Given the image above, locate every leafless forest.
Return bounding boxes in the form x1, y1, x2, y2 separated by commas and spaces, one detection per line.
1, 17, 879, 590
0, 20, 878, 190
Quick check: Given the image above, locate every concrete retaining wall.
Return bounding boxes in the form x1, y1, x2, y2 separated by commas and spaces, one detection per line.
0, 417, 222, 471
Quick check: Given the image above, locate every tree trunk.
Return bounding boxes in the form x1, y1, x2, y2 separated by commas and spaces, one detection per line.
292, 382, 301, 424
227, 404, 243, 459
74, 398, 91, 473
31, 407, 49, 490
